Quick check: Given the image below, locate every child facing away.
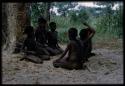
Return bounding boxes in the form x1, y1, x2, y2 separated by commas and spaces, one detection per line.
53, 28, 84, 70
79, 22, 96, 63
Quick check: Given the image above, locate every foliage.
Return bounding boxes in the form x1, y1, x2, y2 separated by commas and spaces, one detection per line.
52, 2, 78, 17
94, 2, 123, 39
31, 2, 123, 43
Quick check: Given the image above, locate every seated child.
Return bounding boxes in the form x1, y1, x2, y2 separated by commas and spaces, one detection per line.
35, 17, 58, 56
21, 26, 50, 61
47, 22, 63, 55
53, 28, 83, 70
79, 22, 96, 63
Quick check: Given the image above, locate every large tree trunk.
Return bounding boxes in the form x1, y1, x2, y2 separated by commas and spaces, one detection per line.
16, 3, 31, 40
25, 3, 31, 26
44, 2, 51, 30
2, 3, 18, 51
44, 2, 51, 22
2, 3, 8, 46
2, 3, 31, 53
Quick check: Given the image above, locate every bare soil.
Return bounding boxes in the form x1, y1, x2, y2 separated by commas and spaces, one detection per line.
2, 40, 123, 84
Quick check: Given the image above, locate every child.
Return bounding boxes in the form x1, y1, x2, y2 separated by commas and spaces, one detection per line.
13, 34, 27, 54
35, 17, 48, 46
21, 26, 50, 62
35, 17, 51, 56
79, 22, 95, 62
47, 22, 63, 55
53, 28, 83, 70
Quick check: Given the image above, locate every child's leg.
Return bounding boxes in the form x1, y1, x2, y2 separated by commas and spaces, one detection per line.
53, 57, 68, 68
38, 55, 50, 60
60, 62, 83, 70
20, 54, 43, 64
37, 47, 50, 55
46, 46, 57, 56
35, 47, 50, 60
53, 48, 61, 55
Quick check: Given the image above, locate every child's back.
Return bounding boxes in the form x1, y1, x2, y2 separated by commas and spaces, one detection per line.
67, 40, 82, 63
47, 31, 58, 48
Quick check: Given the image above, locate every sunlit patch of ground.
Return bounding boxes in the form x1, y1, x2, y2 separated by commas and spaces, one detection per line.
2, 39, 123, 84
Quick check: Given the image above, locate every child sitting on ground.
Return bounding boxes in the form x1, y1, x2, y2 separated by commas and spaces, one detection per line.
35, 17, 60, 56
79, 22, 96, 63
20, 26, 50, 62
47, 22, 63, 55
53, 28, 83, 70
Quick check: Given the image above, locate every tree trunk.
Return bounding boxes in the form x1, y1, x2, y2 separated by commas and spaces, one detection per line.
2, 3, 31, 53
16, 3, 31, 40
25, 3, 31, 26
43, 2, 51, 30
2, 3, 18, 51
2, 3, 8, 46
44, 2, 51, 22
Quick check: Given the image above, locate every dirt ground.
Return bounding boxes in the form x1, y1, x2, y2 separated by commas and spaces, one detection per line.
2, 40, 123, 84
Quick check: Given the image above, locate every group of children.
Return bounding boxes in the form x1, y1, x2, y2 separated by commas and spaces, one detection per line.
13, 17, 95, 70
53, 23, 95, 70
14, 17, 63, 61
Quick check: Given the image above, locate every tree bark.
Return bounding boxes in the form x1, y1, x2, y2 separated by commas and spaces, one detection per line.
2, 3, 8, 46
43, 2, 51, 30
16, 3, 31, 40
2, 3, 31, 52
44, 2, 51, 22
2, 3, 18, 51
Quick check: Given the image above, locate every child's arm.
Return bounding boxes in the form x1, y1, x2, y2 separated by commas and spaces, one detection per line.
83, 22, 95, 41
57, 43, 71, 60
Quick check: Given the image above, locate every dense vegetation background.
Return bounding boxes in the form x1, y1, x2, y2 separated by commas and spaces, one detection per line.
30, 2, 123, 44
2, 2, 123, 50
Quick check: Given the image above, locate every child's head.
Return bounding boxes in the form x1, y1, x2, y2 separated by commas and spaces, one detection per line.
38, 17, 47, 28
49, 22, 56, 31
23, 26, 34, 35
68, 28, 78, 40
79, 29, 88, 40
